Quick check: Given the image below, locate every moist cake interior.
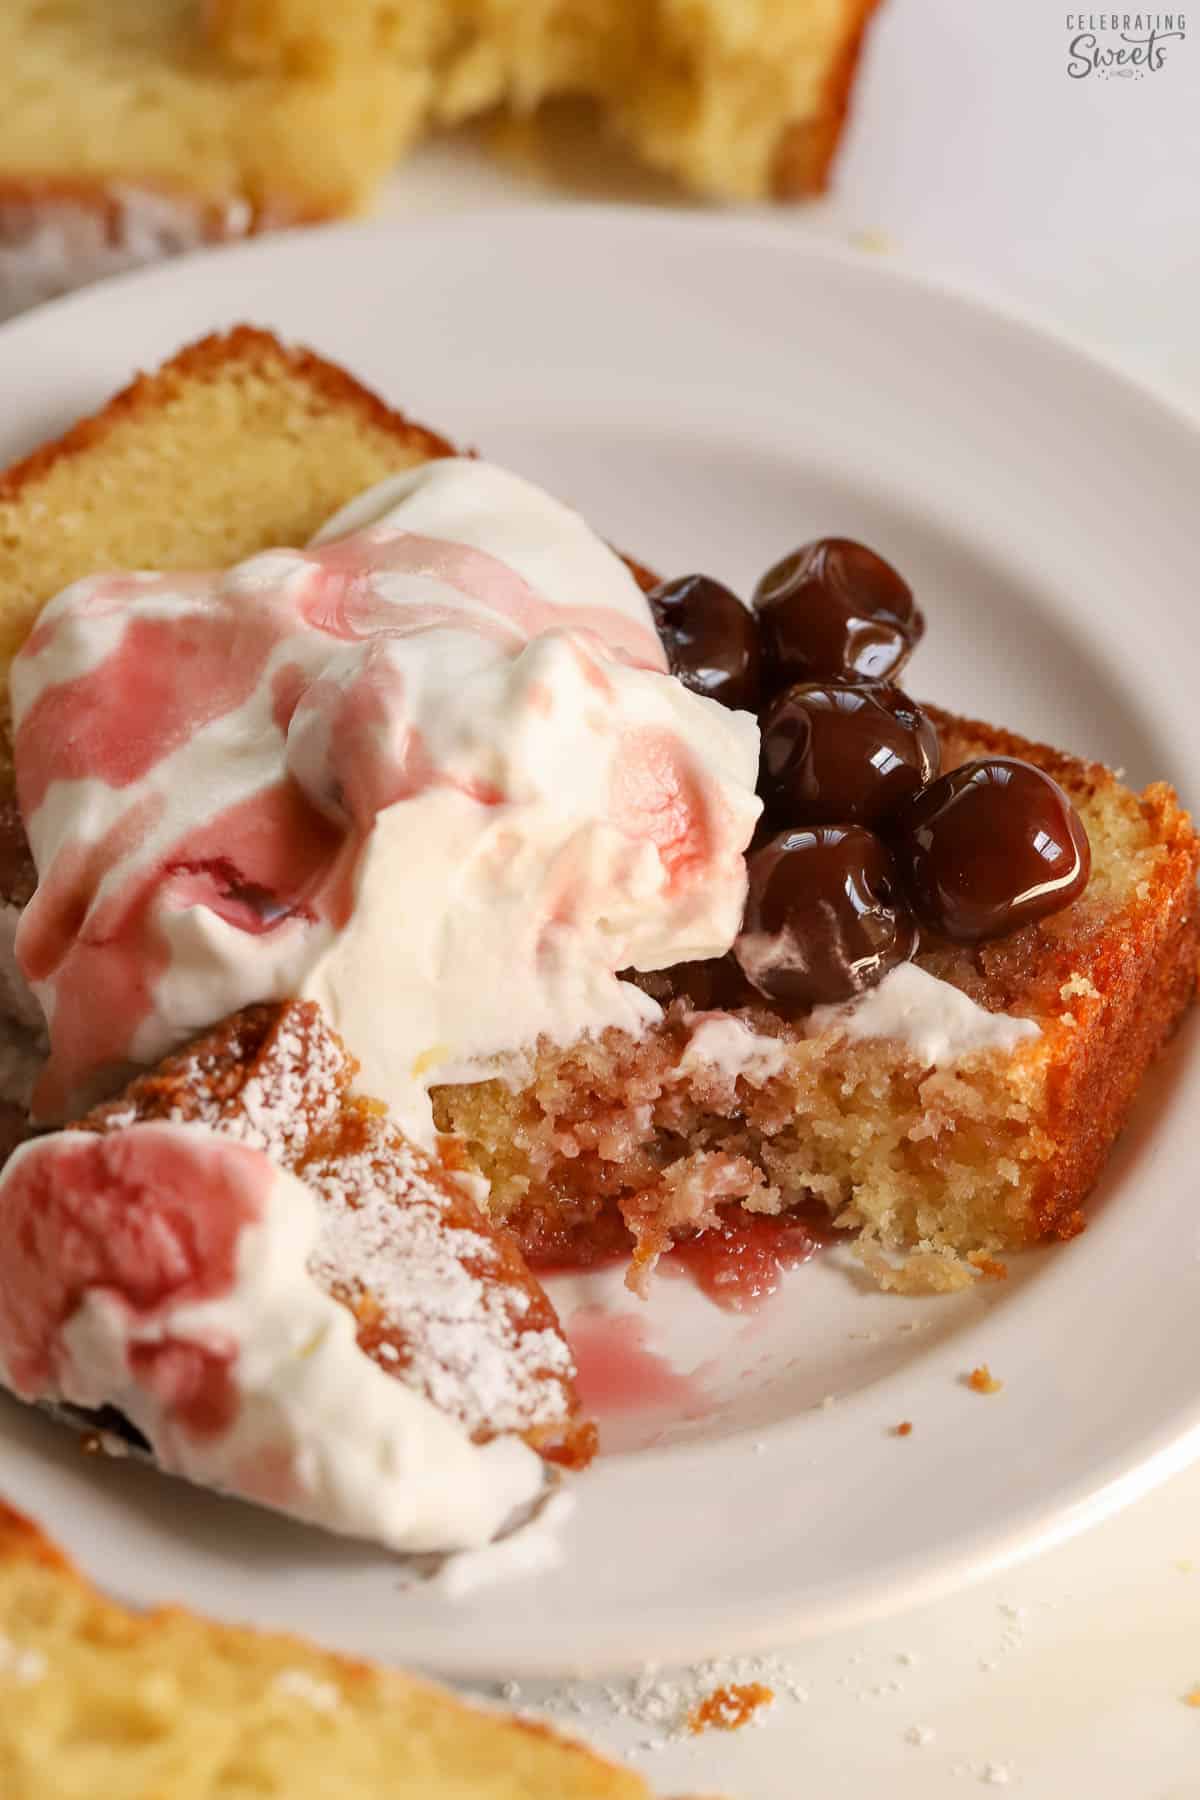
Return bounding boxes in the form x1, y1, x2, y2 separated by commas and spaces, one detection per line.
432, 711, 1200, 1294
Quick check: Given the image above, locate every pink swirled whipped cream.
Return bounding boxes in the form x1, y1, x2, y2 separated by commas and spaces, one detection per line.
11, 458, 761, 1134
0, 1119, 547, 1551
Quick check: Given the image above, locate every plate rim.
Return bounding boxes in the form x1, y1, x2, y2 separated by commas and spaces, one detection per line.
2, 206, 1199, 1676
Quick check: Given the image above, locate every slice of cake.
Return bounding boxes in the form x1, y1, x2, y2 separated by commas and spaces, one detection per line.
0, 1499, 658, 1800
0, 3, 423, 318
1, 4, 883, 317
0, 330, 1193, 1565
205, 0, 884, 201
435, 705, 1199, 1292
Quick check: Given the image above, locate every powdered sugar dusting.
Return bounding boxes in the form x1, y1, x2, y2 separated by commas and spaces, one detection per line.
154, 1008, 350, 1169
93, 1001, 577, 1447
306, 1120, 573, 1438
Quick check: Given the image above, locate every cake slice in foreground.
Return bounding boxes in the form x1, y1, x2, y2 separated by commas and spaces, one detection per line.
0, 1499, 656, 1800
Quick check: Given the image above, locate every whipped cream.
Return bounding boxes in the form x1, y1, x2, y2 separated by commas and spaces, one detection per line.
0, 1120, 547, 1553
679, 1014, 787, 1083
11, 458, 761, 1135
808, 962, 1041, 1064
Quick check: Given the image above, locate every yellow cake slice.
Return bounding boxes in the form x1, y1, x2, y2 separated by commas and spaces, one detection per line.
205, 0, 884, 200
0, 1, 424, 317
0, 1498, 659, 1799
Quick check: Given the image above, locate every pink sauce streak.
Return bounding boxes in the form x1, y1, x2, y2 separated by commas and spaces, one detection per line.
306, 531, 667, 672
661, 1211, 833, 1313
21, 781, 352, 1120
609, 726, 717, 891
18, 570, 214, 662
0, 1125, 269, 1438
566, 1305, 709, 1415
13, 506, 686, 1117
15, 605, 286, 817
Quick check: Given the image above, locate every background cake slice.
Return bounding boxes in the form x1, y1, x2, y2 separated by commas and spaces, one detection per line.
1, 0, 887, 325
0, 2, 425, 320
204, 0, 883, 202
0, 1499, 656, 1800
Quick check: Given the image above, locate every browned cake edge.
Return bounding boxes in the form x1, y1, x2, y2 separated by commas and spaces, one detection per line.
0, 324, 455, 505
930, 705, 1200, 1242
770, 0, 887, 196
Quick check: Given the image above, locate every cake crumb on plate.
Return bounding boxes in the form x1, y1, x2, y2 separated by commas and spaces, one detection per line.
966, 1364, 1004, 1394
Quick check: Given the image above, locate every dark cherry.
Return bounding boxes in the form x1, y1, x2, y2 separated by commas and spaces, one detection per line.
752, 538, 923, 691
647, 574, 760, 711
733, 825, 918, 1010
628, 952, 750, 1013
893, 757, 1091, 943
759, 681, 940, 830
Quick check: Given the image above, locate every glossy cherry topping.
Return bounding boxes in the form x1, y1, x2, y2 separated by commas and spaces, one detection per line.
893, 757, 1091, 942
733, 825, 918, 1009
647, 574, 761, 711
752, 538, 923, 691
759, 681, 940, 830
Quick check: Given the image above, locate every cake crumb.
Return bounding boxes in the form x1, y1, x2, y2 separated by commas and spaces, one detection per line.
687, 1682, 774, 1734
981, 1761, 1012, 1785
893, 1420, 914, 1437
1183, 1686, 1200, 1707
967, 1253, 1008, 1281
905, 1724, 936, 1746
966, 1364, 1004, 1394
851, 228, 894, 253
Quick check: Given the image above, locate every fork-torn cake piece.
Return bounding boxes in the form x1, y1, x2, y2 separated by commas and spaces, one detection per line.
0, 1001, 591, 1554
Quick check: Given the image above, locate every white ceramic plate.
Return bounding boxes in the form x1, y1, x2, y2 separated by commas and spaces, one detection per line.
2, 211, 1199, 1679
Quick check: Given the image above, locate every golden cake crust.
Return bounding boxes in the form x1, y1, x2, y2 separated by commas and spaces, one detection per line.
770, 0, 885, 196
929, 706, 1200, 1242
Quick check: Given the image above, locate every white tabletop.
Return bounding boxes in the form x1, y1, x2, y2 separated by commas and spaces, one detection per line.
367, 1, 1200, 1792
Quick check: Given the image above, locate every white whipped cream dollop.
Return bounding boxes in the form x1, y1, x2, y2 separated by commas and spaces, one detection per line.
11, 459, 761, 1136
0, 1120, 548, 1553
808, 962, 1041, 1064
